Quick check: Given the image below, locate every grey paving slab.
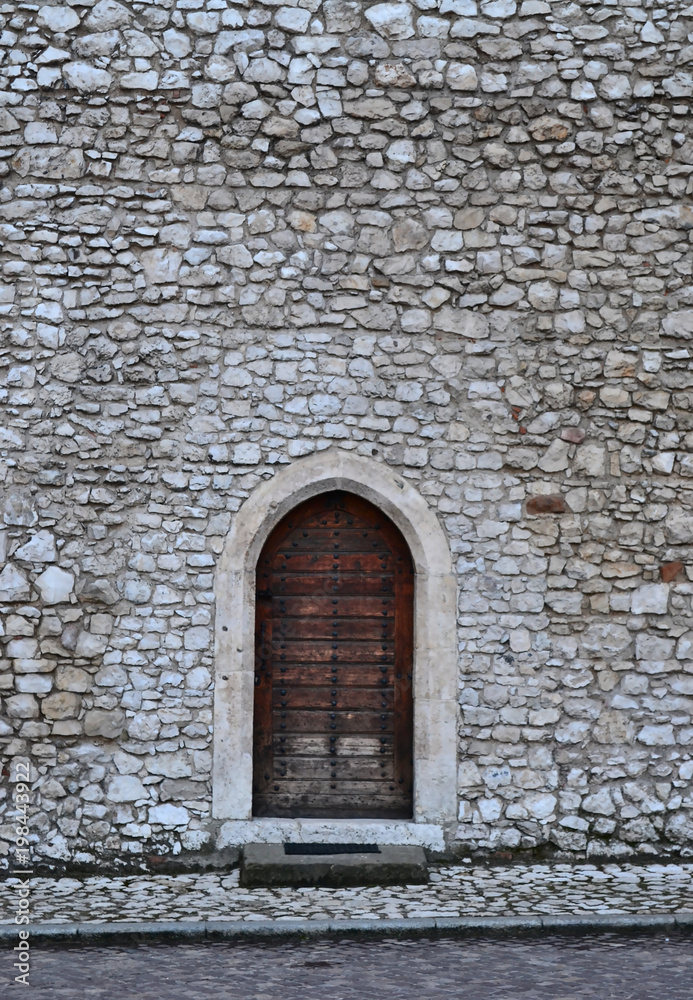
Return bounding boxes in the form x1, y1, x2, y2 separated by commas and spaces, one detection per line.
10, 934, 693, 1000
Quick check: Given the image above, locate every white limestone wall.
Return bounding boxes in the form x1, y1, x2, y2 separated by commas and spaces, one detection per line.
0, 0, 692, 862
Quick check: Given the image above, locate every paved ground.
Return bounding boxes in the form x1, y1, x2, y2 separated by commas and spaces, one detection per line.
1, 862, 691, 926
10, 934, 693, 999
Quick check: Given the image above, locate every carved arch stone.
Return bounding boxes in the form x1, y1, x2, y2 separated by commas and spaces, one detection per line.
212, 450, 458, 847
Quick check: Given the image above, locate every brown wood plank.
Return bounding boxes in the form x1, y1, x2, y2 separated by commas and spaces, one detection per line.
273, 665, 393, 687
269, 553, 391, 572
272, 596, 394, 618
272, 709, 394, 733
253, 800, 411, 820
272, 687, 393, 710
274, 757, 393, 780
260, 778, 405, 792
280, 528, 392, 552
273, 618, 394, 640
263, 780, 408, 797
273, 734, 394, 756
271, 640, 393, 663
282, 510, 372, 531
268, 575, 394, 597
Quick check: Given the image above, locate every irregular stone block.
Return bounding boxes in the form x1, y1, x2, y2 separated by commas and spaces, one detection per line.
84, 709, 126, 738
529, 116, 570, 141
0, 564, 30, 601
637, 724, 675, 746
5, 694, 38, 719
446, 62, 478, 90
42, 692, 80, 720
84, 0, 130, 30
12, 146, 86, 179
15, 531, 56, 563
35, 566, 74, 605
365, 2, 414, 39
62, 62, 113, 93
660, 561, 684, 583
631, 584, 669, 616
148, 804, 190, 826
526, 495, 566, 514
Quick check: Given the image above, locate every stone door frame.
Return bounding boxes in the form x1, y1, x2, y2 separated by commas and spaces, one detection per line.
212, 450, 458, 845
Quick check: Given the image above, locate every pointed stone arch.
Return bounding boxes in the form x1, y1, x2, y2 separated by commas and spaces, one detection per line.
212, 450, 458, 845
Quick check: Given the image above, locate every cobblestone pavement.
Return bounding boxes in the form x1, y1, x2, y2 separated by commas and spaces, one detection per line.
12, 934, 693, 1000
1, 862, 692, 926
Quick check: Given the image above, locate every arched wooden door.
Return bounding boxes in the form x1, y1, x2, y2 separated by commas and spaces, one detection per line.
252, 491, 414, 819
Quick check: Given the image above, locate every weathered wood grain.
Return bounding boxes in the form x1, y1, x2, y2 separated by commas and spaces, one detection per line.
252, 491, 414, 818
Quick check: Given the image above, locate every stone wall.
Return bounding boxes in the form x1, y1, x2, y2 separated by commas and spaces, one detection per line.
1, 0, 693, 864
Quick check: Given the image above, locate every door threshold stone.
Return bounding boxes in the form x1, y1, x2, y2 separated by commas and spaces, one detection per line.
240, 843, 429, 887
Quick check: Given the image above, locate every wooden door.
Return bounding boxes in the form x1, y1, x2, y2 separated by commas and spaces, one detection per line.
252, 491, 414, 819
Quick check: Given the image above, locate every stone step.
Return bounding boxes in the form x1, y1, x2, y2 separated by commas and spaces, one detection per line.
240, 843, 429, 888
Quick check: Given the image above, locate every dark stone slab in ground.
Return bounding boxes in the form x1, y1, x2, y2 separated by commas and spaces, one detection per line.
0, 847, 241, 881
24, 934, 693, 1000
240, 843, 429, 887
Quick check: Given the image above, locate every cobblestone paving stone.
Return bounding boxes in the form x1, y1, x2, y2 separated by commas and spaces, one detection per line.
14, 935, 693, 1000
2, 863, 692, 925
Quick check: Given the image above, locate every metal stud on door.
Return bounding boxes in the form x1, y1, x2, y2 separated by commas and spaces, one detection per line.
252, 491, 414, 819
